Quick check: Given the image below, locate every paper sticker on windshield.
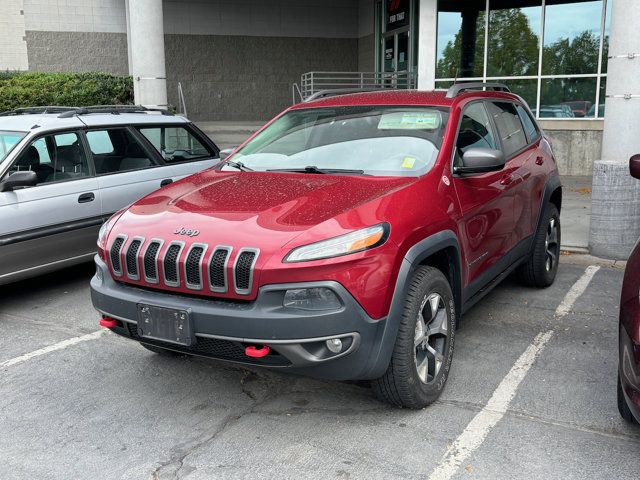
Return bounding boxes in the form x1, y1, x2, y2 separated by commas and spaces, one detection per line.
378, 111, 441, 130
402, 156, 416, 169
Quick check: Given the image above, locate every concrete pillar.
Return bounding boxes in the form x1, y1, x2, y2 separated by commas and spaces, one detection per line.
589, 0, 640, 259
417, 0, 437, 90
125, 0, 167, 108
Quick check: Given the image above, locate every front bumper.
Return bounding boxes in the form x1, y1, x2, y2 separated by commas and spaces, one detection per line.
90, 256, 391, 380
620, 322, 640, 422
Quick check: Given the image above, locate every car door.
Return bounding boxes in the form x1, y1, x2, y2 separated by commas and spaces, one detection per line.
0, 130, 101, 283
486, 101, 538, 249
451, 101, 519, 291
86, 127, 177, 217
136, 124, 219, 180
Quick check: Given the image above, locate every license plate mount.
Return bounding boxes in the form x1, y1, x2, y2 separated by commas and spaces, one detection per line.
137, 304, 194, 346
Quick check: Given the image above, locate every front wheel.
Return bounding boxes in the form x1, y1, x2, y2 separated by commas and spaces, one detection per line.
372, 266, 456, 409
518, 203, 560, 288
618, 374, 638, 424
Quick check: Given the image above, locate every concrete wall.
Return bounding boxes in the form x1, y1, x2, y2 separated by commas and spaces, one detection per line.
0, 0, 29, 70
357, 0, 376, 71
165, 35, 358, 120
538, 120, 603, 177
23, 0, 126, 33
26, 31, 128, 75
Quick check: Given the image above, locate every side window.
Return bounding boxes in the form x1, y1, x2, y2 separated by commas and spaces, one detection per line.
455, 102, 497, 165
515, 104, 540, 143
10, 132, 89, 184
487, 102, 528, 158
87, 128, 157, 175
138, 126, 212, 163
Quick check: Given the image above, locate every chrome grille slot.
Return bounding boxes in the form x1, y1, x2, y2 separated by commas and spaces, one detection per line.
109, 235, 126, 276
208, 247, 231, 293
162, 242, 184, 287
125, 238, 143, 279
233, 249, 259, 295
184, 244, 207, 290
143, 240, 163, 283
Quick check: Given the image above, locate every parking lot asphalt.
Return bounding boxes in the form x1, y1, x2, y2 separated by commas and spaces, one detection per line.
1, 256, 638, 480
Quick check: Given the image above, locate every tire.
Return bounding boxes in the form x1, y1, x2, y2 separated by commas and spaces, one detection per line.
372, 266, 456, 409
617, 374, 638, 424
140, 343, 187, 356
518, 203, 560, 288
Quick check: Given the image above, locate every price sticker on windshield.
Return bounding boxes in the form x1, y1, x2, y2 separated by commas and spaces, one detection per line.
378, 111, 442, 130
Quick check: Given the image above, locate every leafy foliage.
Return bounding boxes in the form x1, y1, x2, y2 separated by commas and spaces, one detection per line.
0, 72, 133, 112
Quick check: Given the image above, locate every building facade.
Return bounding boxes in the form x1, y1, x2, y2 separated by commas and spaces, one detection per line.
1, 0, 639, 258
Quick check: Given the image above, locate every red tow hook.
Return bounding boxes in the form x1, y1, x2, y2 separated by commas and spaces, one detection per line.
99, 317, 118, 328
245, 345, 270, 358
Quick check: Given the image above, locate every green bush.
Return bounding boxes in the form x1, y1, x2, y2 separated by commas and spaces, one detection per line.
0, 72, 134, 112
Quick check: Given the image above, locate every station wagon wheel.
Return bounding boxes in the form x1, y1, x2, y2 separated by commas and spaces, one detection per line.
373, 266, 456, 409
414, 293, 449, 384
545, 217, 559, 272
517, 203, 561, 288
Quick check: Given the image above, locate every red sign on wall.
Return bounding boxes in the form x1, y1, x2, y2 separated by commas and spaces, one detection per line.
386, 0, 410, 31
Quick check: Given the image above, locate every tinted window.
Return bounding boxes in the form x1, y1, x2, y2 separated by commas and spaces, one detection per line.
10, 132, 90, 184
87, 128, 156, 174
487, 102, 528, 157
139, 126, 211, 163
455, 102, 496, 166
515, 104, 539, 143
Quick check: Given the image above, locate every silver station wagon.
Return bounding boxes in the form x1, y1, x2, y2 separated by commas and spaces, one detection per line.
0, 106, 220, 285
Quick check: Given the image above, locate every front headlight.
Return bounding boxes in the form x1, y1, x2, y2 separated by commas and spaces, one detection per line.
284, 223, 389, 263
97, 221, 109, 248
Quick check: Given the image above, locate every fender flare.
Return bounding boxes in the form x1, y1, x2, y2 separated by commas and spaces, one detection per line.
361, 230, 462, 379
530, 174, 562, 254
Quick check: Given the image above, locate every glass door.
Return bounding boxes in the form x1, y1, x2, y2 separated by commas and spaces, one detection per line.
382, 30, 410, 73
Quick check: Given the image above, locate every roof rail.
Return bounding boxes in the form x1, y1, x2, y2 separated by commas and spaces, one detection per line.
58, 105, 173, 118
0, 106, 78, 116
304, 87, 401, 102
445, 82, 511, 98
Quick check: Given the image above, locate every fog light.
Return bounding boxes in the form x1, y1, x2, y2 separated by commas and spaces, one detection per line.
326, 338, 343, 353
283, 287, 341, 311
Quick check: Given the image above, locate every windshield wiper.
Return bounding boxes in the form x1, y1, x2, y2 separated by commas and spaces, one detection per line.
267, 166, 366, 175
222, 159, 253, 172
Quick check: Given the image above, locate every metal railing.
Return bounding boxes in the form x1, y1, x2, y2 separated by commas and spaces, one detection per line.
295, 71, 418, 103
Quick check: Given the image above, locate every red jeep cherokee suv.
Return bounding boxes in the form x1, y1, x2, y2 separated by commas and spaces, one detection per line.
91, 83, 562, 408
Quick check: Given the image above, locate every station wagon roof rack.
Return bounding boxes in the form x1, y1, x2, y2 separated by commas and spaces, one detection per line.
0, 106, 78, 116
445, 82, 511, 98
57, 105, 173, 118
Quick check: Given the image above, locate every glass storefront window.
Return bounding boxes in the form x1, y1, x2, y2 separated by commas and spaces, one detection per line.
539, 77, 597, 118
434, 0, 610, 119
487, 2, 541, 77
542, 1, 602, 75
436, 1, 485, 79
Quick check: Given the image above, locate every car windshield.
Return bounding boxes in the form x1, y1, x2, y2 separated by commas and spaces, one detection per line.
229, 105, 450, 177
0, 131, 27, 163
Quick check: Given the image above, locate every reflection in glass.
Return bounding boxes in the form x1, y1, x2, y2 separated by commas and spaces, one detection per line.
602, 0, 611, 73
487, 2, 541, 77
436, 1, 485, 78
502, 79, 538, 110
540, 77, 596, 118
542, 0, 602, 75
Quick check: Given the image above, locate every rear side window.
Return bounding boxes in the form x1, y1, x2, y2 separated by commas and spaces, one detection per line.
487, 102, 528, 158
138, 126, 212, 163
515, 104, 540, 143
87, 128, 157, 175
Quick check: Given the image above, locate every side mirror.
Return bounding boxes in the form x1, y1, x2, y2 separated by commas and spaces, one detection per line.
630, 154, 640, 180
219, 147, 237, 161
0, 170, 38, 192
455, 148, 506, 175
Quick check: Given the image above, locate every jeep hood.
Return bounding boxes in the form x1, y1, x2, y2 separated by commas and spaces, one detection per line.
112, 170, 416, 249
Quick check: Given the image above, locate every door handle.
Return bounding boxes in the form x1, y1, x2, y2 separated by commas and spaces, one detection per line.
160, 178, 173, 187
535, 156, 544, 165
500, 175, 515, 186
78, 192, 95, 203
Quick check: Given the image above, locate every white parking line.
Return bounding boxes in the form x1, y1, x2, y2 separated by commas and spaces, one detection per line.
428, 265, 600, 480
0, 329, 106, 369
555, 265, 600, 317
